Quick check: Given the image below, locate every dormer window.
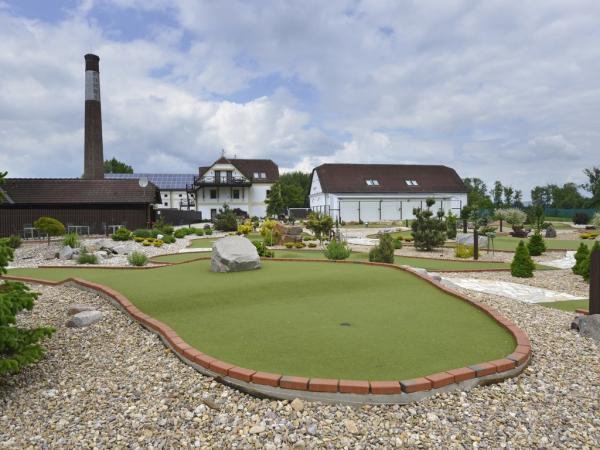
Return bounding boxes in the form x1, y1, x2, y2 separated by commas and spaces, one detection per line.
366, 179, 380, 186
253, 172, 267, 179
405, 180, 419, 186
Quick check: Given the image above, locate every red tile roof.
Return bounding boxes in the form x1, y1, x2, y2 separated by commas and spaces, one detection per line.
2, 178, 160, 204
312, 164, 467, 194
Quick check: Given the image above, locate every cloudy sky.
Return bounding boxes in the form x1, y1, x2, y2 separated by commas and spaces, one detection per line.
1, 0, 599, 198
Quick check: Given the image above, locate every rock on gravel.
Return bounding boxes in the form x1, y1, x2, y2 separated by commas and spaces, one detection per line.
572, 314, 600, 341
68, 304, 97, 315
1, 283, 598, 448
66, 310, 102, 327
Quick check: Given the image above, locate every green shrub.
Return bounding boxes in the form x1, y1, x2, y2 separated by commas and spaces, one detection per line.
302, 235, 313, 241
0, 235, 22, 249
174, 229, 187, 239
306, 212, 334, 243
142, 240, 152, 247
295, 242, 306, 249
580, 242, 600, 282
284, 242, 295, 249
369, 233, 395, 263
572, 243, 590, 276
0, 241, 55, 375
252, 240, 274, 258
111, 227, 131, 241
527, 231, 546, 256
77, 248, 98, 264
33, 216, 65, 245
511, 241, 534, 278
308, 242, 317, 248
455, 244, 474, 259
134, 236, 145, 243
62, 233, 80, 248
128, 251, 148, 266
572, 212, 589, 225
133, 229, 152, 239
214, 204, 239, 231
324, 239, 351, 260
393, 238, 403, 249
153, 240, 164, 247
411, 199, 447, 251
194, 228, 204, 236
446, 212, 458, 239
204, 228, 213, 235
162, 235, 176, 244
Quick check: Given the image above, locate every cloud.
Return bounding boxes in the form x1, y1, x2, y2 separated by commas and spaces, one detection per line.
1, 0, 600, 199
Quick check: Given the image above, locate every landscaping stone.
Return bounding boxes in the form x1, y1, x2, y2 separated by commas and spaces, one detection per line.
456, 233, 489, 248
274, 223, 303, 244
66, 310, 102, 327
571, 314, 600, 342
68, 304, 97, 315
58, 246, 73, 260
291, 398, 304, 412
545, 225, 557, 238
211, 236, 260, 272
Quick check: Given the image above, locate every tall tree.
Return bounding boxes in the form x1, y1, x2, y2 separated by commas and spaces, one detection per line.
503, 186, 514, 207
462, 178, 493, 209
492, 181, 504, 208
551, 183, 585, 208
531, 185, 553, 207
581, 166, 600, 207
266, 183, 285, 217
278, 171, 311, 208
514, 190, 524, 208
0, 170, 6, 202
103, 157, 134, 174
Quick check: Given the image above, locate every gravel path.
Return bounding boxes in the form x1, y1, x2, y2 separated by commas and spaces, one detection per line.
1, 282, 598, 448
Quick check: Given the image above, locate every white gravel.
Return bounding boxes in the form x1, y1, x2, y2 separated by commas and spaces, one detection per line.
1, 280, 598, 448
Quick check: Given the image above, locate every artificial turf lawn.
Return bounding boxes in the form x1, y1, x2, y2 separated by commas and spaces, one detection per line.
539, 299, 589, 312
6, 260, 515, 380
189, 233, 261, 248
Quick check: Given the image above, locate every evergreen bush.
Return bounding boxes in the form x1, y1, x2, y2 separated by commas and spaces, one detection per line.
214, 204, 239, 232
111, 227, 131, 241
527, 231, 546, 256
128, 251, 148, 266
446, 212, 458, 239
252, 240, 274, 257
0, 235, 22, 249
579, 242, 599, 282
393, 237, 403, 249
0, 242, 55, 375
33, 217, 65, 245
162, 235, 176, 244
572, 243, 590, 276
62, 233, 80, 248
133, 229, 152, 239
324, 239, 351, 260
369, 233, 395, 263
511, 241, 535, 278
77, 248, 98, 264
204, 228, 213, 236
411, 198, 447, 251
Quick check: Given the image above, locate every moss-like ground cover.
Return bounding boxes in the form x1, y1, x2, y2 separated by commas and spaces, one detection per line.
6, 260, 515, 380
539, 299, 589, 312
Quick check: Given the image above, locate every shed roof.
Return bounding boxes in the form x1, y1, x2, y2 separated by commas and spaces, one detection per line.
312, 164, 467, 194
2, 178, 160, 205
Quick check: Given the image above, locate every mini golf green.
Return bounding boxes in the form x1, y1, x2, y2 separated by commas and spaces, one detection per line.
539, 299, 589, 312
7, 260, 515, 380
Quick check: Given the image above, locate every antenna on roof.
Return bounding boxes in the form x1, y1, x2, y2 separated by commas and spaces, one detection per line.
221, 148, 225, 157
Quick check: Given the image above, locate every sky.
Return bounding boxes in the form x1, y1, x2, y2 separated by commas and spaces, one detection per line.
1, 0, 599, 199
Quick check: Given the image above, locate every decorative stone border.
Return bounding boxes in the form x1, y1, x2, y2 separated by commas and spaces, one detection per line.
2, 259, 532, 405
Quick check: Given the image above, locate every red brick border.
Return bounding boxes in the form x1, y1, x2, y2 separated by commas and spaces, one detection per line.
1, 258, 532, 403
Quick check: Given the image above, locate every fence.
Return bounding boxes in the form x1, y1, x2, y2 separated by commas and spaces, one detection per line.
157, 209, 203, 226
544, 208, 599, 219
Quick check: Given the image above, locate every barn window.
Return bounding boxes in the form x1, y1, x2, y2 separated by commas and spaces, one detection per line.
405, 180, 419, 186
366, 179, 379, 186
210, 189, 217, 199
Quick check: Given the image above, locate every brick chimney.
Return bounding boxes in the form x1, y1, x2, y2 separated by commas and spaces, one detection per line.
83, 53, 104, 180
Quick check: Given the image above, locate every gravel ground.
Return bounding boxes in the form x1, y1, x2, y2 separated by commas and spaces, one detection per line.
1, 281, 598, 449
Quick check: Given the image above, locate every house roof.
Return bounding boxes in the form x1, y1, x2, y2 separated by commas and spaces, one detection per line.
105, 173, 195, 190
199, 158, 279, 183
1, 178, 160, 205
312, 164, 467, 194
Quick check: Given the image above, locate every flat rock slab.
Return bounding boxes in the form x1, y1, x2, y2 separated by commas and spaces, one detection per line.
542, 251, 576, 269
68, 304, 98, 315
67, 310, 102, 328
211, 236, 260, 273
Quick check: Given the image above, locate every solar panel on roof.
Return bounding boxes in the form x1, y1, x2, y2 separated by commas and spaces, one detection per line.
104, 173, 195, 190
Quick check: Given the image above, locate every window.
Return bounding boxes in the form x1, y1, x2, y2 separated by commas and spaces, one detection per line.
260, 172, 266, 179
164, 193, 168, 197
178, 193, 182, 197
233, 189, 240, 199
210, 189, 217, 199
366, 179, 380, 186
254, 172, 267, 179
163, 202, 168, 206
253, 172, 259, 179
405, 180, 419, 186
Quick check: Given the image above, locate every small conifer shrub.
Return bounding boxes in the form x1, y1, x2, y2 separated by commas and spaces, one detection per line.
511, 241, 535, 278
527, 231, 546, 256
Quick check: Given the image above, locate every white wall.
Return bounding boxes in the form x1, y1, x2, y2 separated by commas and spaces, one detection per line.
157, 190, 188, 209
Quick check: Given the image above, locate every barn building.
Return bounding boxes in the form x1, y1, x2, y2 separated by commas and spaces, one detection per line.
309, 163, 468, 223
0, 54, 159, 237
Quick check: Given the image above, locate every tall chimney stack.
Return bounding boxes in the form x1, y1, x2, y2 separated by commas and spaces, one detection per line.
83, 53, 104, 180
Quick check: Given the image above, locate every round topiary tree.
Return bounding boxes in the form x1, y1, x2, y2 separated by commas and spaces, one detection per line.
33, 217, 65, 245
572, 242, 590, 276
527, 231, 546, 256
511, 241, 535, 278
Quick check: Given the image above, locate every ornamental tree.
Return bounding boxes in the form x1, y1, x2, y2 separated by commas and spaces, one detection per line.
511, 241, 535, 278
411, 198, 447, 251
306, 212, 333, 244
527, 230, 546, 256
33, 217, 65, 245
572, 243, 590, 276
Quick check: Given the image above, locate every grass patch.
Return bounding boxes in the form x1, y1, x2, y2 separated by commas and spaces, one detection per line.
6, 261, 515, 380
189, 233, 262, 249
539, 299, 589, 312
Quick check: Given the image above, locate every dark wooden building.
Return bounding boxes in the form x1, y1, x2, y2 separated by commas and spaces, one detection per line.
0, 178, 159, 237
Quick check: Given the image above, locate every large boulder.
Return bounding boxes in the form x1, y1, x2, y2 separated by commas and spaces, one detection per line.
545, 225, 557, 238
571, 314, 600, 342
274, 223, 303, 244
59, 246, 74, 260
456, 233, 489, 248
211, 236, 261, 273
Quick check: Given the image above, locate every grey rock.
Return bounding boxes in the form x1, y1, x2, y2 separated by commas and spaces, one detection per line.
456, 233, 489, 248
68, 304, 97, 315
59, 246, 73, 260
545, 225, 557, 238
67, 310, 102, 328
94, 251, 109, 259
572, 314, 600, 341
211, 236, 260, 273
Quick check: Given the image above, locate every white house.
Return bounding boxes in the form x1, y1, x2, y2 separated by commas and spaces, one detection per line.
309, 163, 468, 222
105, 173, 195, 210
187, 156, 279, 220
